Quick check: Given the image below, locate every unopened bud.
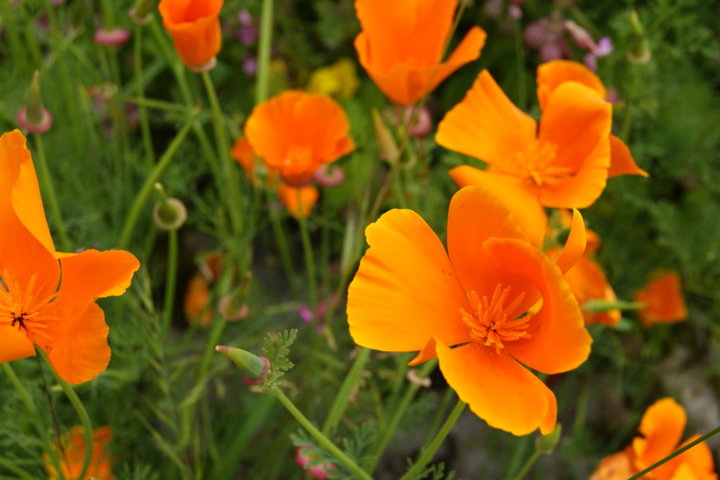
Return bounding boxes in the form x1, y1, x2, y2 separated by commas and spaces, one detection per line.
17, 71, 53, 134
536, 424, 562, 454
371, 108, 400, 165
215, 345, 271, 385
152, 183, 187, 231
313, 164, 345, 187
129, 0, 155, 24
626, 11, 651, 64
94, 27, 131, 47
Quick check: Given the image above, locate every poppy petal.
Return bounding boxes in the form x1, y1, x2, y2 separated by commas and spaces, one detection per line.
538, 81, 612, 208
437, 70, 536, 169
486, 238, 592, 374
554, 209, 587, 275
632, 398, 686, 471
57, 249, 140, 303
0, 326, 36, 363
347, 209, 470, 353
448, 169, 546, 247
435, 340, 556, 435
536, 60, 606, 110
608, 135, 649, 178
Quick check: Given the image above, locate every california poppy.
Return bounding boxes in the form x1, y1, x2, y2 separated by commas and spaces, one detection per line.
590, 398, 716, 480
634, 270, 688, 326
536, 60, 648, 178
158, 0, 223, 71
0, 130, 139, 384
278, 182, 319, 219
347, 186, 592, 435
244, 90, 354, 185
438, 70, 612, 227
45, 426, 115, 480
354, 0, 487, 106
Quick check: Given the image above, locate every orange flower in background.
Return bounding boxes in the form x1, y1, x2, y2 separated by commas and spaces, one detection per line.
354, 0, 487, 106
244, 91, 354, 185
0, 130, 139, 384
437, 70, 612, 238
590, 398, 716, 480
158, 0, 223, 71
347, 186, 592, 435
184, 273, 212, 327
279, 183, 319, 219
537, 60, 648, 178
45, 426, 114, 480
634, 270, 688, 326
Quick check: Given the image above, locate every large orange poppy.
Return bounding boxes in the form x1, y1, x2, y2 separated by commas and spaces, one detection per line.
536, 60, 648, 178
347, 186, 591, 435
590, 398, 716, 480
244, 90, 355, 185
158, 0, 223, 71
354, 0, 487, 106
0, 130, 139, 384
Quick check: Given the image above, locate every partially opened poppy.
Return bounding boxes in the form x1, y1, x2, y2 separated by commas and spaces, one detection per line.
0, 130, 139, 384
45, 426, 115, 480
354, 0, 487, 106
590, 398, 716, 480
536, 60, 648, 178
634, 270, 688, 326
347, 186, 592, 435
278, 182, 319, 219
244, 90, 354, 185
158, 0, 223, 72
437, 70, 613, 236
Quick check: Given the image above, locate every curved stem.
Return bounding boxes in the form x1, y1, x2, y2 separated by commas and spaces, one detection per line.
272, 388, 373, 480
509, 450, 541, 480
162, 229, 178, 331
33, 134, 71, 251
398, 399, 466, 480
298, 216, 317, 311
322, 348, 370, 434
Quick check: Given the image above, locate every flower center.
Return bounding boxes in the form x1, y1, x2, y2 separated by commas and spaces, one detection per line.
460, 284, 531, 353
515, 140, 572, 186
0, 269, 57, 345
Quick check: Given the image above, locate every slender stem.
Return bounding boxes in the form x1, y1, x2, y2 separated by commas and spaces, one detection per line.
298, 216, 317, 311
256, 0, 274, 103
272, 388, 373, 480
133, 24, 156, 167
510, 450, 541, 480
268, 200, 296, 288
398, 399, 466, 480
163, 229, 178, 331
33, 135, 71, 251
322, 348, 370, 434
2, 363, 40, 424
37, 349, 94, 480
117, 114, 194, 248
627, 425, 720, 480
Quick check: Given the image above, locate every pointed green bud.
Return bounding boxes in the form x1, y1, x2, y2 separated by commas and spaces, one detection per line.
17, 71, 53, 133
583, 299, 645, 313
626, 11, 651, 64
371, 108, 400, 165
536, 423, 562, 455
215, 345, 271, 385
129, 0, 156, 24
152, 183, 187, 231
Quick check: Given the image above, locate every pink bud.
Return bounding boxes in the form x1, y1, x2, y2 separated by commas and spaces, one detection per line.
295, 447, 334, 479
313, 164, 345, 187
404, 106, 433, 138
16, 107, 53, 134
564, 20, 597, 52
94, 27, 131, 47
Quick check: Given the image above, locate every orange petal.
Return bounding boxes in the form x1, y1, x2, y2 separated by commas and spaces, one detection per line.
665, 434, 717, 479
486, 238, 592, 374
563, 255, 621, 326
632, 398, 686, 472
278, 183, 319, 219
608, 135, 649, 178
448, 168, 546, 247
0, 325, 36, 363
554, 209, 587, 275
435, 340, 556, 435
183, 273, 212, 327
44, 303, 110, 384
437, 70, 536, 168
538, 82, 612, 208
589, 449, 635, 480
347, 209, 470, 353
634, 271, 688, 326
407, 337, 437, 366
57, 249, 140, 302
158, 0, 223, 68
536, 60, 606, 110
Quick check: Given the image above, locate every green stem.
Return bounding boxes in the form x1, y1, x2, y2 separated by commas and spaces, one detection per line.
398, 399, 466, 480
2, 363, 41, 424
163, 229, 178, 331
0, 459, 37, 480
268, 200, 296, 289
627, 425, 720, 480
298, 216, 317, 311
33, 135, 71, 251
256, 0, 275, 103
38, 349, 94, 480
133, 24, 156, 167
510, 450, 541, 480
272, 388, 373, 480
117, 114, 194, 249
322, 348, 370, 434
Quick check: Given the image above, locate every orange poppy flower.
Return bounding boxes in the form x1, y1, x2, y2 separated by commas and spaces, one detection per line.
347, 186, 592, 435
158, 0, 223, 71
45, 425, 114, 480
0, 130, 139, 384
244, 91, 354, 185
279, 182, 319, 219
634, 270, 688, 326
184, 273, 212, 327
354, 0, 487, 106
536, 60, 648, 178
230, 136, 279, 188
590, 398, 716, 480
437, 70, 613, 238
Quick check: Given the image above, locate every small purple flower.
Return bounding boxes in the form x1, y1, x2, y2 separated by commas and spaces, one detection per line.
237, 25, 258, 45
242, 56, 257, 76
238, 9, 253, 26
595, 37, 613, 57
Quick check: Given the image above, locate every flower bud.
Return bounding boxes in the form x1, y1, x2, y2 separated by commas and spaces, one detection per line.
152, 183, 187, 231
626, 11, 651, 64
536, 423, 562, 454
16, 71, 53, 134
94, 27, 131, 47
295, 446, 334, 479
313, 164, 345, 187
215, 345, 271, 385
129, 0, 155, 24
371, 108, 400, 165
